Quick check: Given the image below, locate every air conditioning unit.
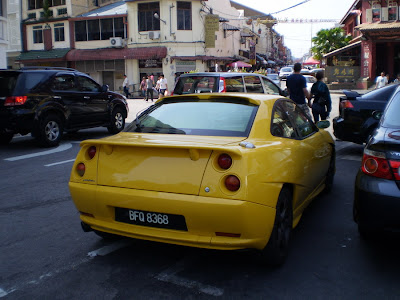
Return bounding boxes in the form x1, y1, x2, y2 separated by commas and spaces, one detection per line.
110, 37, 123, 48
148, 31, 160, 40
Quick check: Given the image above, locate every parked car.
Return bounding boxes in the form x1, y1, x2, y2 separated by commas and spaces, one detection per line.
69, 93, 335, 266
353, 84, 400, 238
172, 72, 286, 96
304, 75, 317, 93
0, 67, 128, 147
333, 83, 399, 144
300, 68, 312, 76
278, 67, 294, 81
266, 73, 280, 87
310, 68, 325, 77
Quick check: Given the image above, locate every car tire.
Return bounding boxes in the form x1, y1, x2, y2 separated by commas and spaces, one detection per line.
324, 147, 336, 193
37, 114, 63, 147
94, 230, 120, 240
0, 130, 13, 145
260, 186, 293, 266
107, 107, 125, 134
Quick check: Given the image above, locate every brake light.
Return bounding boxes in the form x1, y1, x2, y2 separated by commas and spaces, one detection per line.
218, 153, 232, 169
361, 149, 393, 180
340, 100, 354, 109
4, 96, 28, 106
225, 175, 240, 191
219, 78, 226, 93
76, 163, 86, 177
88, 146, 96, 159
389, 160, 400, 181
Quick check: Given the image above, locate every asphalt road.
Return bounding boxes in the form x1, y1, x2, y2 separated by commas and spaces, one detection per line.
1, 93, 399, 299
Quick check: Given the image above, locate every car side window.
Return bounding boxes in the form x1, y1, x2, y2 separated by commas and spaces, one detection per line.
51, 75, 77, 91
244, 76, 264, 93
225, 76, 245, 92
271, 102, 296, 138
261, 77, 279, 95
283, 101, 317, 138
76, 76, 101, 92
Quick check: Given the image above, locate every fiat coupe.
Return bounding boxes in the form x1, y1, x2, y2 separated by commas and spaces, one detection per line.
69, 93, 335, 266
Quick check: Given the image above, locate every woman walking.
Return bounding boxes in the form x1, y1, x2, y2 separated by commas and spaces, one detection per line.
310, 71, 331, 123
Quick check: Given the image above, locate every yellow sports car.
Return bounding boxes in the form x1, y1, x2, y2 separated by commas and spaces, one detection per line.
69, 93, 335, 266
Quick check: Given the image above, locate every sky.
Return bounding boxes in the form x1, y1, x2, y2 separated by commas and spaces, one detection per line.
232, 0, 356, 58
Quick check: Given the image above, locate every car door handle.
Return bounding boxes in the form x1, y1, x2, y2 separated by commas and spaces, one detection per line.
84, 96, 90, 100
53, 96, 61, 100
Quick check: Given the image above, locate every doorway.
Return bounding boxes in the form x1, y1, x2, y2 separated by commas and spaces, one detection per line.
102, 71, 115, 91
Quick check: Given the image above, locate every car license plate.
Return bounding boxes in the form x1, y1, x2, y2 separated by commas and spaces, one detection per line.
115, 207, 187, 231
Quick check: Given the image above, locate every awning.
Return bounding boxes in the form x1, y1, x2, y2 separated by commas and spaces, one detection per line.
16, 48, 70, 62
356, 22, 400, 32
66, 47, 167, 61
222, 23, 240, 31
323, 41, 361, 58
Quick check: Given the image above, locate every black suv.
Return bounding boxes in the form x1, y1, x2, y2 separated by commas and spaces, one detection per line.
0, 67, 129, 147
172, 72, 287, 96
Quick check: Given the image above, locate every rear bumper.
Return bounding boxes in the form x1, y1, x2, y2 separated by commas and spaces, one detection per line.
354, 171, 400, 232
333, 116, 363, 144
0, 109, 35, 134
69, 182, 277, 250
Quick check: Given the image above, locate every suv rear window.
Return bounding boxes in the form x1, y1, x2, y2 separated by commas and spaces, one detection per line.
0, 72, 47, 96
174, 76, 218, 94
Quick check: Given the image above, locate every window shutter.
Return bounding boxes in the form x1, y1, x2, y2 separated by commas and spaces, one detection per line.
366, 9, 373, 23
382, 7, 389, 21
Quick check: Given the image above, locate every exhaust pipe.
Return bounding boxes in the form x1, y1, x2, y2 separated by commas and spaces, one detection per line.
81, 221, 93, 232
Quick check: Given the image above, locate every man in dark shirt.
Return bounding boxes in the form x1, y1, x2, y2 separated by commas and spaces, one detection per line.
286, 63, 312, 119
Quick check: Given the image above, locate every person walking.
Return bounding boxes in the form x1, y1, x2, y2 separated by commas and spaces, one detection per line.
375, 71, 388, 89
158, 74, 168, 99
145, 75, 154, 102
123, 74, 130, 98
310, 71, 332, 123
140, 76, 147, 100
286, 62, 312, 119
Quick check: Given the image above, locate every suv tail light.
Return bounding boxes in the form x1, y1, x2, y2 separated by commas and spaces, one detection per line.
4, 96, 28, 106
340, 100, 354, 109
219, 78, 226, 93
361, 149, 397, 180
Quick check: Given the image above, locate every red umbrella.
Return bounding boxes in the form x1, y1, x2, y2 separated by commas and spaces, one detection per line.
228, 61, 252, 68
303, 57, 320, 65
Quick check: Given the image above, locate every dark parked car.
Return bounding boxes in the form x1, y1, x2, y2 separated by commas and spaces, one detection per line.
353, 84, 400, 238
172, 72, 287, 96
0, 67, 128, 147
333, 83, 399, 144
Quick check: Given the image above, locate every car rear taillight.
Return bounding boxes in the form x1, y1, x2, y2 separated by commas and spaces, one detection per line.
340, 100, 354, 109
76, 163, 86, 177
4, 96, 28, 106
361, 149, 393, 180
219, 78, 226, 93
225, 175, 240, 191
389, 160, 400, 181
218, 153, 232, 170
88, 146, 96, 159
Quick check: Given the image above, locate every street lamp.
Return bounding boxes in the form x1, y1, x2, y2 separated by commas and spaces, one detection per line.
154, 13, 166, 24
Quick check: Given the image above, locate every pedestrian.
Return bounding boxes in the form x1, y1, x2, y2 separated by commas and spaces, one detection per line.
375, 71, 388, 89
393, 73, 400, 83
310, 71, 332, 123
158, 74, 168, 99
123, 74, 130, 98
140, 76, 147, 100
145, 75, 154, 102
286, 62, 312, 119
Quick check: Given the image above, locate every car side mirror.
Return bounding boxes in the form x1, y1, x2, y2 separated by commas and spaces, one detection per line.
281, 88, 288, 97
372, 110, 383, 120
101, 84, 109, 92
316, 120, 330, 129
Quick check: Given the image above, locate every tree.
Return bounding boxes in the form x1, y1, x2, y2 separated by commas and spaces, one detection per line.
311, 27, 352, 61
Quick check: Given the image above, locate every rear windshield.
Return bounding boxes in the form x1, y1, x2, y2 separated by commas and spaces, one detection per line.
361, 83, 398, 101
382, 92, 400, 128
281, 67, 292, 72
173, 76, 218, 95
125, 98, 258, 137
0, 72, 47, 96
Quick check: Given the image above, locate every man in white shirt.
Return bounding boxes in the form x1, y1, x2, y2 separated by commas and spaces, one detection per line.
158, 74, 168, 99
123, 74, 130, 97
375, 71, 388, 89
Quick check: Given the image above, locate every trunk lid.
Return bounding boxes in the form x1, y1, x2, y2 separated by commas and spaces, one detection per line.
91, 133, 246, 195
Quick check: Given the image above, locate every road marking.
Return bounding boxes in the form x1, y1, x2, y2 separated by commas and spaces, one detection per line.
87, 239, 133, 257
4, 143, 72, 161
156, 257, 224, 297
45, 159, 76, 167
0, 239, 132, 298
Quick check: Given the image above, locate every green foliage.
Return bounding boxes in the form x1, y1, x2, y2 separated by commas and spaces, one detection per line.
311, 27, 352, 61
42, 0, 52, 21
